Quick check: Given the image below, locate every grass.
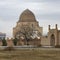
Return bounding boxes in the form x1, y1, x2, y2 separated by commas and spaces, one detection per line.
0, 48, 60, 60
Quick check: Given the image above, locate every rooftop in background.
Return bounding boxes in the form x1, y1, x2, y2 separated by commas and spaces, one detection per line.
0, 32, 6, 40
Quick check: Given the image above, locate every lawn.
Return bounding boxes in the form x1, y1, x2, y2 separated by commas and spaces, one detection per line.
0, 48, 60, 60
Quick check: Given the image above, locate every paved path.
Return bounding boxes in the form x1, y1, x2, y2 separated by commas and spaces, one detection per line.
0, 46, 60, 51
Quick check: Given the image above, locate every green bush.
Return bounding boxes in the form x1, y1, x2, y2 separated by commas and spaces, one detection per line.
2, 38, 7, 46
13, 38, 18, 46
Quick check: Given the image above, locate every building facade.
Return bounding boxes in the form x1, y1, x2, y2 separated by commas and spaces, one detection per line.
13, 9, 60, 46
0, 32, 6, 46
0, 32, 6, 40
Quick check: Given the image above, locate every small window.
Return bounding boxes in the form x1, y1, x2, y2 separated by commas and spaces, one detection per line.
32, 24, 33, 27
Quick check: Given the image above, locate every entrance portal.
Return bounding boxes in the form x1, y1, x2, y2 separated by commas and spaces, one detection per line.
50, 34, 55, 46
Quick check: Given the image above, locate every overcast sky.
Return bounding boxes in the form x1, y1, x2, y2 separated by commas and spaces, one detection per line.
0, 0, 60, 38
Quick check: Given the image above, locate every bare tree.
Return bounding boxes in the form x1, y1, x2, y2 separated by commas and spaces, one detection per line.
16, 25, 33, 45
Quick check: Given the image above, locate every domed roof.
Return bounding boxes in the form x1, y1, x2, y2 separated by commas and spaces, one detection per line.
18, 9, 37, 22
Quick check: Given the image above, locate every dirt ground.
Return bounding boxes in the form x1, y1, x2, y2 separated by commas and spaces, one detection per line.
0, 48, 60, 60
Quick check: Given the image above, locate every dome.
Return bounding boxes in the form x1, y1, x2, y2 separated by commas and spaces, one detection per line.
18, 9, 37, 22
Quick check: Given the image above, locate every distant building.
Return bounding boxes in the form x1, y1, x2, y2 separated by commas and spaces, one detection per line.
13, 9, 42, 46
13, 9, 42, 38
0, 32, 6, 40
13, 9, 60, 46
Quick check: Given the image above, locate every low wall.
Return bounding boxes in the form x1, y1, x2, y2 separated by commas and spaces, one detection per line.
41, 36, 50, 46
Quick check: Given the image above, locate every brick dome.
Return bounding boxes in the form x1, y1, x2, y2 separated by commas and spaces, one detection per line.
18, 9, 37, 22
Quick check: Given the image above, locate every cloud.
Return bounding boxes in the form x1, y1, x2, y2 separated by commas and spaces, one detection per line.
0, 2, 60, 21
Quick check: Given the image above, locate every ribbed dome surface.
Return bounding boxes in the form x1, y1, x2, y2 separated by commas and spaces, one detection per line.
18, 9, 37, 22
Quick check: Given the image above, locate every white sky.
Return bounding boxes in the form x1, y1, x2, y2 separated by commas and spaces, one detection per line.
0, 0, 60, 38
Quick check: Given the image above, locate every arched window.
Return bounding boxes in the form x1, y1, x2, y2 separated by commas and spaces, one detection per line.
32, 24, 33, 27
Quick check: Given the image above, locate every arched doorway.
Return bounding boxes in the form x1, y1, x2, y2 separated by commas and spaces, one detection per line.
50, 34, 55, 46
